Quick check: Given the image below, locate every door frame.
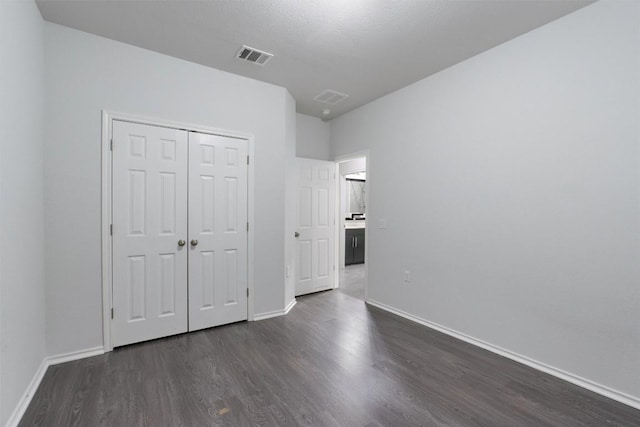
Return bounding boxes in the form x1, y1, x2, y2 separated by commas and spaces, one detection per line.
101, 110, 256, 352
333, 150, 369, 301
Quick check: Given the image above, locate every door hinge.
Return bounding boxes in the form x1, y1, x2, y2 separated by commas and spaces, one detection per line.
111, 308, 114, 319
246, 222, 249, 232
246, 288, 249, 297
110, 224, 113, 235
110, 139, 113, 151
247, 156, 250, 165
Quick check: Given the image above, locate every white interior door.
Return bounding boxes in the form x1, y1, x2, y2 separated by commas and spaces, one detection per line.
112, 121, 189, 347
188, 132, 248, 331
295, 158, 336, 296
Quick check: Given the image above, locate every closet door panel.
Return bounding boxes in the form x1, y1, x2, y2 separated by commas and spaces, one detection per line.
188, 132, 248, 331
112, 121, 188, 347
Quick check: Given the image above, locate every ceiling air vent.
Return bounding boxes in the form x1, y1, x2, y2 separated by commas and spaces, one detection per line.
236, 45, 273, 66
313, 89, 349, 105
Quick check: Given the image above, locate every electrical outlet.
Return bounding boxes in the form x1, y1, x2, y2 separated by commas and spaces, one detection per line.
378, 218, 387, 229
403, 270, 410, 282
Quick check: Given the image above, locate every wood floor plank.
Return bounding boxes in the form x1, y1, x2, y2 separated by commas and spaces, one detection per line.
19, 265, 640, 426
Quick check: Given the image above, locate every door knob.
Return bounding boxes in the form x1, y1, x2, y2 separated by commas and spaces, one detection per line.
294, 232, 300, 238
178, 240, 186, 247
191, 239, 199, 246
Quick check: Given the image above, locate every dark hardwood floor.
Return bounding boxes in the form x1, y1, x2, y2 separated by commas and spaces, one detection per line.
336, 263, 365, 300
20, 265, 640, 426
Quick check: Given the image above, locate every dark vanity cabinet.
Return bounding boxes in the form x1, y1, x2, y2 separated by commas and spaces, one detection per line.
345, 228, 365, 265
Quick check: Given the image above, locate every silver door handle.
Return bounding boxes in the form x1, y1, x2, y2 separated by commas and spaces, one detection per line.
178, 240, 186, 247
352, 237, 355, 248
191, 239, 198, 246
355, 236, 358, 247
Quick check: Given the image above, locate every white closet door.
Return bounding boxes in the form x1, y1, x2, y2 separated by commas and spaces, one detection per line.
188, 132, 248, 331
295, 158, 336, 296
112, 121, 188, 347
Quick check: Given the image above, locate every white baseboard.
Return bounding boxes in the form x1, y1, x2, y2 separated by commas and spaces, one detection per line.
254, 298, 297, 321
366, 299, 640, 411
284, 298, 297, 315
4, 346, 105, 427
47, 346, 105, 366
4, 358, 48, 427
253, 309, 284, 321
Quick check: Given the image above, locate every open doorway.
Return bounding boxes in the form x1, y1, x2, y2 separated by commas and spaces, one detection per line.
335, 154, 368, 301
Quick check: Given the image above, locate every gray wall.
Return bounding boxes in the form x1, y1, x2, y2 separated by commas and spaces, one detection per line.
284, 95, 297, 308
0, 2, 46, 425
43, 23, 291, 356
331, 0, 640, 400
296, 113, 330, 160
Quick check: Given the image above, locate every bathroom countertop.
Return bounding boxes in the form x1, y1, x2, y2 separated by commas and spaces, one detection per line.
345, 220, 366, 229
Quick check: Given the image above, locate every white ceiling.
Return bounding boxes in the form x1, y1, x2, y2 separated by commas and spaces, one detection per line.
36, 0, 594, 120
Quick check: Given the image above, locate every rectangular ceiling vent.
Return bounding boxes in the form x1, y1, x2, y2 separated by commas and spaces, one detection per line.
236, 45, 273, 66
314, 89, 349, 105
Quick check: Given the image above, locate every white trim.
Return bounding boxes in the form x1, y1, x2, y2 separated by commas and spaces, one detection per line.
334, 160, 342, 286
284, 298, 297, 315
101, 111, 113, 352
101, 110, 256, 351
4, 359, 48, 427
5, 346, 105, 427
253, 310, 285, 321
247, 138, 256, 321
47, 346, 105, 366
366, 298, 640, 411
254, 298, 297, 321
